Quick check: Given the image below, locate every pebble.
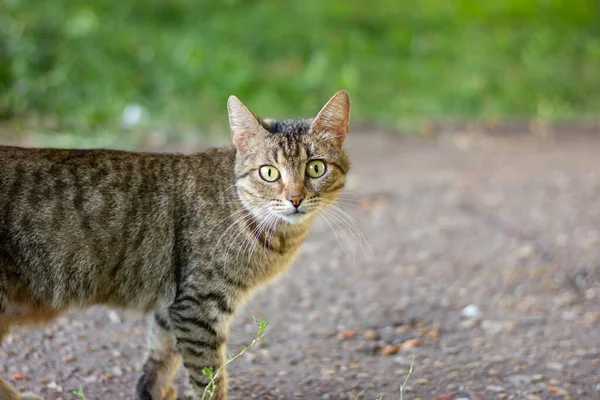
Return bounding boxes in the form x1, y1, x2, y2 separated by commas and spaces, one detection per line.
531, 374, 544, 382
516, 244, 534, 259
481, 320, 519, 335
363, 329, 378, 340
485, 385, 506, 392
107, 310, 122, 324
462, 304, 481, 319
341, 330, 356, 340
46, 381, 63, 392
546, 361, 564, 372
506, 374, 532, 386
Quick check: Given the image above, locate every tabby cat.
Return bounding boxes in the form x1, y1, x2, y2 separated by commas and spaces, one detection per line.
0, 90, 351, 399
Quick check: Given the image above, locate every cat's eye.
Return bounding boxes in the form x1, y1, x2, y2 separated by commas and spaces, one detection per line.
259, 165, 280, 182
306, 160, 326, 178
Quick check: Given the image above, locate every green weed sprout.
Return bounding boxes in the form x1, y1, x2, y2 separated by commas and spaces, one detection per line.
73, 384, 87, 400
202, 316, 268, 400
376, 354, 416, 400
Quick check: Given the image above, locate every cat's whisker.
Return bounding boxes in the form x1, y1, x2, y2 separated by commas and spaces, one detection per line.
227, 203, 271, 263
248, 212, 276, 260
328, 207, 372, 255
317, 199, 372, 255
203, 207, 245, 238
211, 211, 254, 263
322, 205, 373, 256
317, 210, 347, 255
223, 206, 270, 267
321, 208, 361, 261
320, 198, 364, 210
234, 207, 273, 264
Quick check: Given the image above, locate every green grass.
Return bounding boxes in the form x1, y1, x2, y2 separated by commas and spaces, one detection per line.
3, 0, 599, 137
73, 384, 87, 400
201, 316, 268, 400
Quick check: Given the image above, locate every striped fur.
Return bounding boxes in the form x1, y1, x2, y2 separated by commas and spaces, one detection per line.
0, 90, 350, 399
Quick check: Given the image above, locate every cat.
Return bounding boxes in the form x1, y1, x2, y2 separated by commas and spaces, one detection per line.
0, 90, 351, 400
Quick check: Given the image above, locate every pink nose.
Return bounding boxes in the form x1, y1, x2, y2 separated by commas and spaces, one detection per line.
286, 194, 304, 208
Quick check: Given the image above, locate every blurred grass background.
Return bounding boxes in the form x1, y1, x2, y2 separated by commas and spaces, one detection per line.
1, 0, 599, 145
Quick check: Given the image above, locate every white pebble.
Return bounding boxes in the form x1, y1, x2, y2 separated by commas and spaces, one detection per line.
461, 304, 481, 319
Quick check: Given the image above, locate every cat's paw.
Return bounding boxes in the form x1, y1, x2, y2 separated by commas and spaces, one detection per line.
162, 386, 177, 400
20, 393, 45, 400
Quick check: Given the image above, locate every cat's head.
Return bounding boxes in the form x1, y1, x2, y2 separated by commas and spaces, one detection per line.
228, 90, 350, 225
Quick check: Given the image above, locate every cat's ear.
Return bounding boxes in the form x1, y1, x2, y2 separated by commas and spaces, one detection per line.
310, 89, 350, 149
227, 95, 266, 153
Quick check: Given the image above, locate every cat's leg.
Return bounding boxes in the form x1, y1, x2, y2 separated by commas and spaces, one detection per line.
168, 294, 231, 400
136, 311, 182, 400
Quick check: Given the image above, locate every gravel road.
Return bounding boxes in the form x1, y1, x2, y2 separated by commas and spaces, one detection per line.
2, 128, 599, 400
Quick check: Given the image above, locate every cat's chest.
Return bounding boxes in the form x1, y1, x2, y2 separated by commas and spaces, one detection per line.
243, 233, 306, 286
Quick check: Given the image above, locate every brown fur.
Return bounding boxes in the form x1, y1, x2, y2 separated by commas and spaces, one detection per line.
0, 90, 351, 399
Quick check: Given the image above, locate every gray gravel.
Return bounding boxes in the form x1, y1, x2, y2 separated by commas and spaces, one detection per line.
2, 129, 600, 400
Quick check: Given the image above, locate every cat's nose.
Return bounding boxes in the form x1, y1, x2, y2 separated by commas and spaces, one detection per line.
286, 194, 304, 209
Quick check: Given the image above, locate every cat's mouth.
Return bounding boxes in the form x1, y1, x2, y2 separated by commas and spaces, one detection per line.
278, 209, 311, 224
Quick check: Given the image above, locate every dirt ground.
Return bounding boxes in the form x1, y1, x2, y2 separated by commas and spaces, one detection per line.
1, 128, 599, 400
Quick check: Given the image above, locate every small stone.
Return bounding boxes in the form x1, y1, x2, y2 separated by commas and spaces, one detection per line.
415, 378, 428, 385
111, 366, 123, 377
47, 381, 63, 392
548, 379, 560, 386
486, 385, 505, 393
10, 373, 25, 381
107, 310, 122, 324
61, 354, 76, 363
380, 344, 401, 356
400, 338, 422, 349
506, 374, 532, 386
517, 244, 534, 259
583, 311, 600, 324
341, 330, 356, 340
363, 329, 378, 340
481, 320, 519, 335
532, 374, 544, 382
546, 361, 563, 372
462, 304, 481, 319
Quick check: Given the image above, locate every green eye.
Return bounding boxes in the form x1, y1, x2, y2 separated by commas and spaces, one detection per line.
306, 160, 326, 178
259, 165, 280, 182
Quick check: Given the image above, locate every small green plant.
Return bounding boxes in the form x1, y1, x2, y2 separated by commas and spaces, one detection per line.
201, 316, 268, 400
73, 384, 87, 400
375, 354, 415, 400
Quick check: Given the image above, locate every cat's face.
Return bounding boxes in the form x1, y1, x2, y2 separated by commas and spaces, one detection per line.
229, 90, 350, 225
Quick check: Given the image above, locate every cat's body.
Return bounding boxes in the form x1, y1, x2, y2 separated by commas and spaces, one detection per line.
0, 90, 350, 400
